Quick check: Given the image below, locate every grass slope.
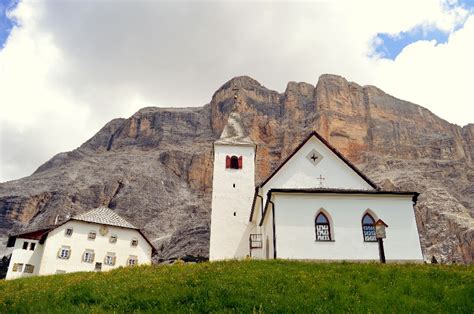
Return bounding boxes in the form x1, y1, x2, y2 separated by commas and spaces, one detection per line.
0, 260, 473, 313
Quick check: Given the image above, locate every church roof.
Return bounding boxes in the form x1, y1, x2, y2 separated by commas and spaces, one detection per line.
72, 206, 137, 229
215, 112, 254, 146
257, 131, 378, 189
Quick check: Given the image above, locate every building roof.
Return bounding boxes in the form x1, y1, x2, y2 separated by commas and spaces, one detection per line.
257, 131, 378, 189
214, 112, 255, 146
7, 207, 157, 253
72, 206, 137, 229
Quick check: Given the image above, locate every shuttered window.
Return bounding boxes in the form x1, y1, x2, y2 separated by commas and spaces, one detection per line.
226, 155, 243, 169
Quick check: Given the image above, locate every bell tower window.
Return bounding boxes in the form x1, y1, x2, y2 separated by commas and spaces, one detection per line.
226, 155, 243, 169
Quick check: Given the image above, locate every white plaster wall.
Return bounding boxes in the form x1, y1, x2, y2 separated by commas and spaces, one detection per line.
5, 238, 44, 280
260, 202, 275, 260
273, 193, 423, 262
39, 220, 152, 275
209, 144, 255, 260
261, 136, 374, 204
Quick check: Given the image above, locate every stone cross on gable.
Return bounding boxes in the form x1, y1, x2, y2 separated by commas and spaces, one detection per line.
317, 174, 325, 187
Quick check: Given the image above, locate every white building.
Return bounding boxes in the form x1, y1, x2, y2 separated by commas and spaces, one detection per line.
6, 207, 155, 280
209, 112, 424, 263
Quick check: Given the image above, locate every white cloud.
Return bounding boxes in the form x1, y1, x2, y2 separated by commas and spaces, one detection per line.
369, 16, 474, 125
0, 0, 472, 182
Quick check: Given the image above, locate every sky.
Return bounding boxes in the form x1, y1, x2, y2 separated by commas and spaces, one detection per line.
0, 0, 473, 183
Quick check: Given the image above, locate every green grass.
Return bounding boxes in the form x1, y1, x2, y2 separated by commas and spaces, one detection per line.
0, 260, 472, 313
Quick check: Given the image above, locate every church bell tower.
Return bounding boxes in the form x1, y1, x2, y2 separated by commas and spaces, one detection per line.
209, 112, 256, 260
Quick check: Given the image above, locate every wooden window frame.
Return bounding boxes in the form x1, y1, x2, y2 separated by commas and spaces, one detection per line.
58, 247, 71, 259
131, 238, 138, 247
24, 264, 34, 273
109, 234, 118, 244
104, 253, 116, 266
230, 155, 239, 169
29, 242, 36, 251
226, 155, 243, 170
88, 231, 97, 240
362, 213, 377, 242
65, 228, 73, 237
127, 256, 138, 266
315, 212, 332, 241
95, 262, 102, 271
13, 263, 23, 272
249, 234, 263, 249
82, 250, 95, 263
22, 241, 29, 250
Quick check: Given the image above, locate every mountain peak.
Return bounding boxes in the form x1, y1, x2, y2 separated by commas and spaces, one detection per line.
218, 76, 262, 92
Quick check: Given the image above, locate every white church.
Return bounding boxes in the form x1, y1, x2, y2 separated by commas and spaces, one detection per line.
209, 112, 424, 262
5, 207, 155, 280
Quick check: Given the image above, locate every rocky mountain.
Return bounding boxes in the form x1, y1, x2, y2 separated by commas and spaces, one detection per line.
0, 74, 472, 263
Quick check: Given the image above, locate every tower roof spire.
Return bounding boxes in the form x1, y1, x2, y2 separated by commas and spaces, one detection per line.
215, 112, 254, 146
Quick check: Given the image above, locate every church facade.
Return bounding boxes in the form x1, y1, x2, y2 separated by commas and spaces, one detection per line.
209, 113, 424, 262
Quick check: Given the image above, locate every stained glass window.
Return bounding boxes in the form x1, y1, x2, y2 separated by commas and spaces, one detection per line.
315, 212, 331, 241
362, 213, 377, 242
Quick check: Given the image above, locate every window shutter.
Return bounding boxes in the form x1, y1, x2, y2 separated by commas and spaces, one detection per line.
12, 263, 18, 272
68, 249, 71, 259
112, 256, 116, 265
91, 253, 95, 262
225, 155, 231, 169
238, 156, 243, 169
57, 248, 61, 258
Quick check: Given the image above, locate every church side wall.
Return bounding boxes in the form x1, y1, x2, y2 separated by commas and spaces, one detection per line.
39, 221, 152, 275
5, 238, 44, 280
273, 193, 423, 262
209, 144, 255, 260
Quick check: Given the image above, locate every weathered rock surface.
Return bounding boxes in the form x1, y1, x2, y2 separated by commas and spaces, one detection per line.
0, 74, 472, 263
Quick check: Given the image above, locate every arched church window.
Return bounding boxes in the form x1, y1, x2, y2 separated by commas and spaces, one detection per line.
226, 155, 243, 169
362, 213, 377, 242
315, 212, 331, 241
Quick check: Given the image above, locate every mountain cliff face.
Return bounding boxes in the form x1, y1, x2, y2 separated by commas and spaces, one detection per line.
0, 74, 472, 263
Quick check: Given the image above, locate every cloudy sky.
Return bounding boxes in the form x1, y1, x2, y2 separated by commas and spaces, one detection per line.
0, 0, 473, 183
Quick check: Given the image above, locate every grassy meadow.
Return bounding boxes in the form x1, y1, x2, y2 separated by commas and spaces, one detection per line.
0, 260, 472, 313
